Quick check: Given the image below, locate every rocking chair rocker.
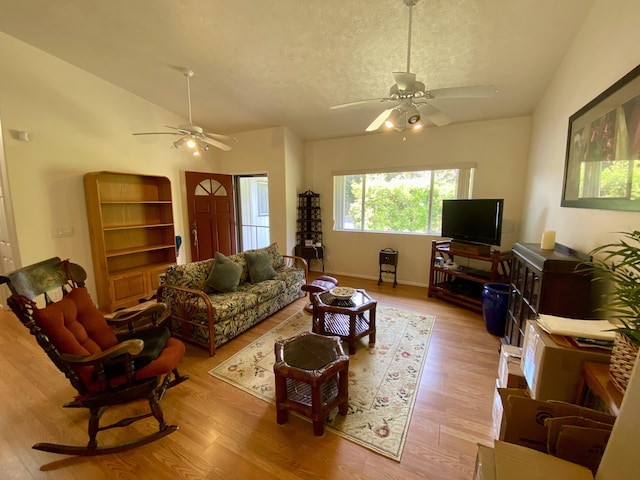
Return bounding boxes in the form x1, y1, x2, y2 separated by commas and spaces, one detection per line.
0, 257, 188, 456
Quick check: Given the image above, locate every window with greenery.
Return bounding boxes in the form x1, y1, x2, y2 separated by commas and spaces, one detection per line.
333, 166, 474, 234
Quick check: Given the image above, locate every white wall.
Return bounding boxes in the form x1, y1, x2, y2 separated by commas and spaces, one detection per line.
521, 0, 640, 253
305, 116, 531, 285
520, 1, 640, 478
598, 349, 640, 479
284, 128, 306, 255
0, 32, 299, 300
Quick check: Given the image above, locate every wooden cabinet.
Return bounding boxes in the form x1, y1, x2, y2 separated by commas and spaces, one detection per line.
504, 242, 593, 347
428, 240, 512, 312
84, 172, 177, 312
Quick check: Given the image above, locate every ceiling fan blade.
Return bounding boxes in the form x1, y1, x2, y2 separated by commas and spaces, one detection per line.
166, 125, 197, 135
427, 85, 499, 99
132, 132, 181, 136
204, 132, 239, 143
392, 72, 416, 91
366, 107, 396, 132
200, 136, 233, 151
330, 98, 391, 110
418, 103, 453, 127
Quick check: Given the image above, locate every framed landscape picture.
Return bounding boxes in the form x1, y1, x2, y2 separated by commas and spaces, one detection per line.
562, 64, 640, 211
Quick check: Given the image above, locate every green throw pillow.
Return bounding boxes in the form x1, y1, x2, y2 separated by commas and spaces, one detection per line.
205, 252, 242, 293
245, 251, 278, 283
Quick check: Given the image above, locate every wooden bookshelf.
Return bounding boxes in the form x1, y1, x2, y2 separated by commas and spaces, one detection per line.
84, 172, 176, 312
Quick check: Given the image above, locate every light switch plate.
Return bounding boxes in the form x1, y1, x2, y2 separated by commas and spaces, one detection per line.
51, 227, 74, 238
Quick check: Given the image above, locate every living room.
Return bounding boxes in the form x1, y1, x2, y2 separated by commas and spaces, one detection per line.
0, 0, 639, 478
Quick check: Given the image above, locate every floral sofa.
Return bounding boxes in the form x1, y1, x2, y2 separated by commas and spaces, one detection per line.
157, 243, 307, 356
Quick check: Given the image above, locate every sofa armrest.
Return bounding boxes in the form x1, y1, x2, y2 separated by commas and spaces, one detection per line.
283, 255, 308, 283
157, 284, 218, 356
107, 302, 170, 337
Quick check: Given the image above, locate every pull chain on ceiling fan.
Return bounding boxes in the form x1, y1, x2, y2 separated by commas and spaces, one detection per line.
133, 68, 237, 155
330, 0, 498, 132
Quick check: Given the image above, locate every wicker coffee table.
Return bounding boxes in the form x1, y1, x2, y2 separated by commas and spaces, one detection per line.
311, 289, 377, 354
273, 331, 349, 436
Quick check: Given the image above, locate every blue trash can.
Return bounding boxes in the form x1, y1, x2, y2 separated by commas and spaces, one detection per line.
481, 283, 510, 336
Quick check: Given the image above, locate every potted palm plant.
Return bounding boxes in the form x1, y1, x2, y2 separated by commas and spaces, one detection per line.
587, 230, 640, 393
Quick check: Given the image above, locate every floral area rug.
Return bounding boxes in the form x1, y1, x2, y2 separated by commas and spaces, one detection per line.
208, 306, 435, 461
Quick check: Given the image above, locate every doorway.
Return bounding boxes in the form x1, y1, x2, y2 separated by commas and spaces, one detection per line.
236, 175, 270, 251
185, 171, 270, 262
0, 116, 21, 307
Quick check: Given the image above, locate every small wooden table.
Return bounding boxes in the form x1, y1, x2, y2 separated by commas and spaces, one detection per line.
575, 361, 623, 416
311, 289, 377, 354
273, 332, 349, 436
295, 245, 325, 272
378, 248, 398, 287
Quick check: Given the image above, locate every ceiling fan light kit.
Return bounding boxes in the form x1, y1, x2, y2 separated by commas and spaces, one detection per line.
384, 109, 402, 128
383, 106, 423, 131
406, 104, 421, 124
330, 0, 497, 133
133, 68, 238, 154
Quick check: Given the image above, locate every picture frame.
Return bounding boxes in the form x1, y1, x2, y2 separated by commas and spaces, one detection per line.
561, 64, 640, 211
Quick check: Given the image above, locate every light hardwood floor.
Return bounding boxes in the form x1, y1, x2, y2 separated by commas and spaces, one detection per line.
0, 274, 501, 479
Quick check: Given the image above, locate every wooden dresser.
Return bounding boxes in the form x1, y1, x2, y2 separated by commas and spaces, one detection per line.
504, 242, 593, 347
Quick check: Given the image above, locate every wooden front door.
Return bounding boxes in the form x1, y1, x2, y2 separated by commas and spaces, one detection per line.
185, 172, 237, 261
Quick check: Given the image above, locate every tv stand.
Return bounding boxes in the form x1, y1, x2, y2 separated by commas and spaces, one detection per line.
428, 240, 513, 312
449, 240, 491, 256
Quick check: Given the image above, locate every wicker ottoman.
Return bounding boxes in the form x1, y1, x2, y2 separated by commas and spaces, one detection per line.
301, 275, 339, 313
273, 331, 349, 436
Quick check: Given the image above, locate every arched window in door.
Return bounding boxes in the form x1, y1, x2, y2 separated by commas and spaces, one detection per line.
195, 179, 227, 197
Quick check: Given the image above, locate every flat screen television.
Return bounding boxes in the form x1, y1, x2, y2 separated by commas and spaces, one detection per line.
441, 199, 504, 246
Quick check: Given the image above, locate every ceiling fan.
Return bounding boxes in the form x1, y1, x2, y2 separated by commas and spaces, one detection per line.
330, 0, 498, 132
133, 68, 237, 154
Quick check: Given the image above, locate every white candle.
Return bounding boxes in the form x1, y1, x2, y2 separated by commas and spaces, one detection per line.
541, 230, 556, 250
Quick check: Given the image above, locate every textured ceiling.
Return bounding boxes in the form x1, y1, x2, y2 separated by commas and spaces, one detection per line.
0, 0, 595, 141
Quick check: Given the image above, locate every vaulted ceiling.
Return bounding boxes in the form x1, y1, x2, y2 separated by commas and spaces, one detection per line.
0, 0, 594, 140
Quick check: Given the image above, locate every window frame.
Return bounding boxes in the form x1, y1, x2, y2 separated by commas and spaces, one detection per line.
333, 163, 475, 235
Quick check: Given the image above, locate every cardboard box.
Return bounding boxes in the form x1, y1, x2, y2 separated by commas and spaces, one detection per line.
496, 387, 528, 443
498, 388, 615, 453
498, 345, 527, 389
473, 443, 496, 480
520, 320, 611, 401
545, 416, 613, 474
494, 441, 594, 479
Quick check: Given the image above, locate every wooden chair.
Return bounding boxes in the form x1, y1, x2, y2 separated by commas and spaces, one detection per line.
0, 257, 188, 456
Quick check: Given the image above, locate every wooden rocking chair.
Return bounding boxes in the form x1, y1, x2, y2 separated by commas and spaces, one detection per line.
0, 257, 188, 456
